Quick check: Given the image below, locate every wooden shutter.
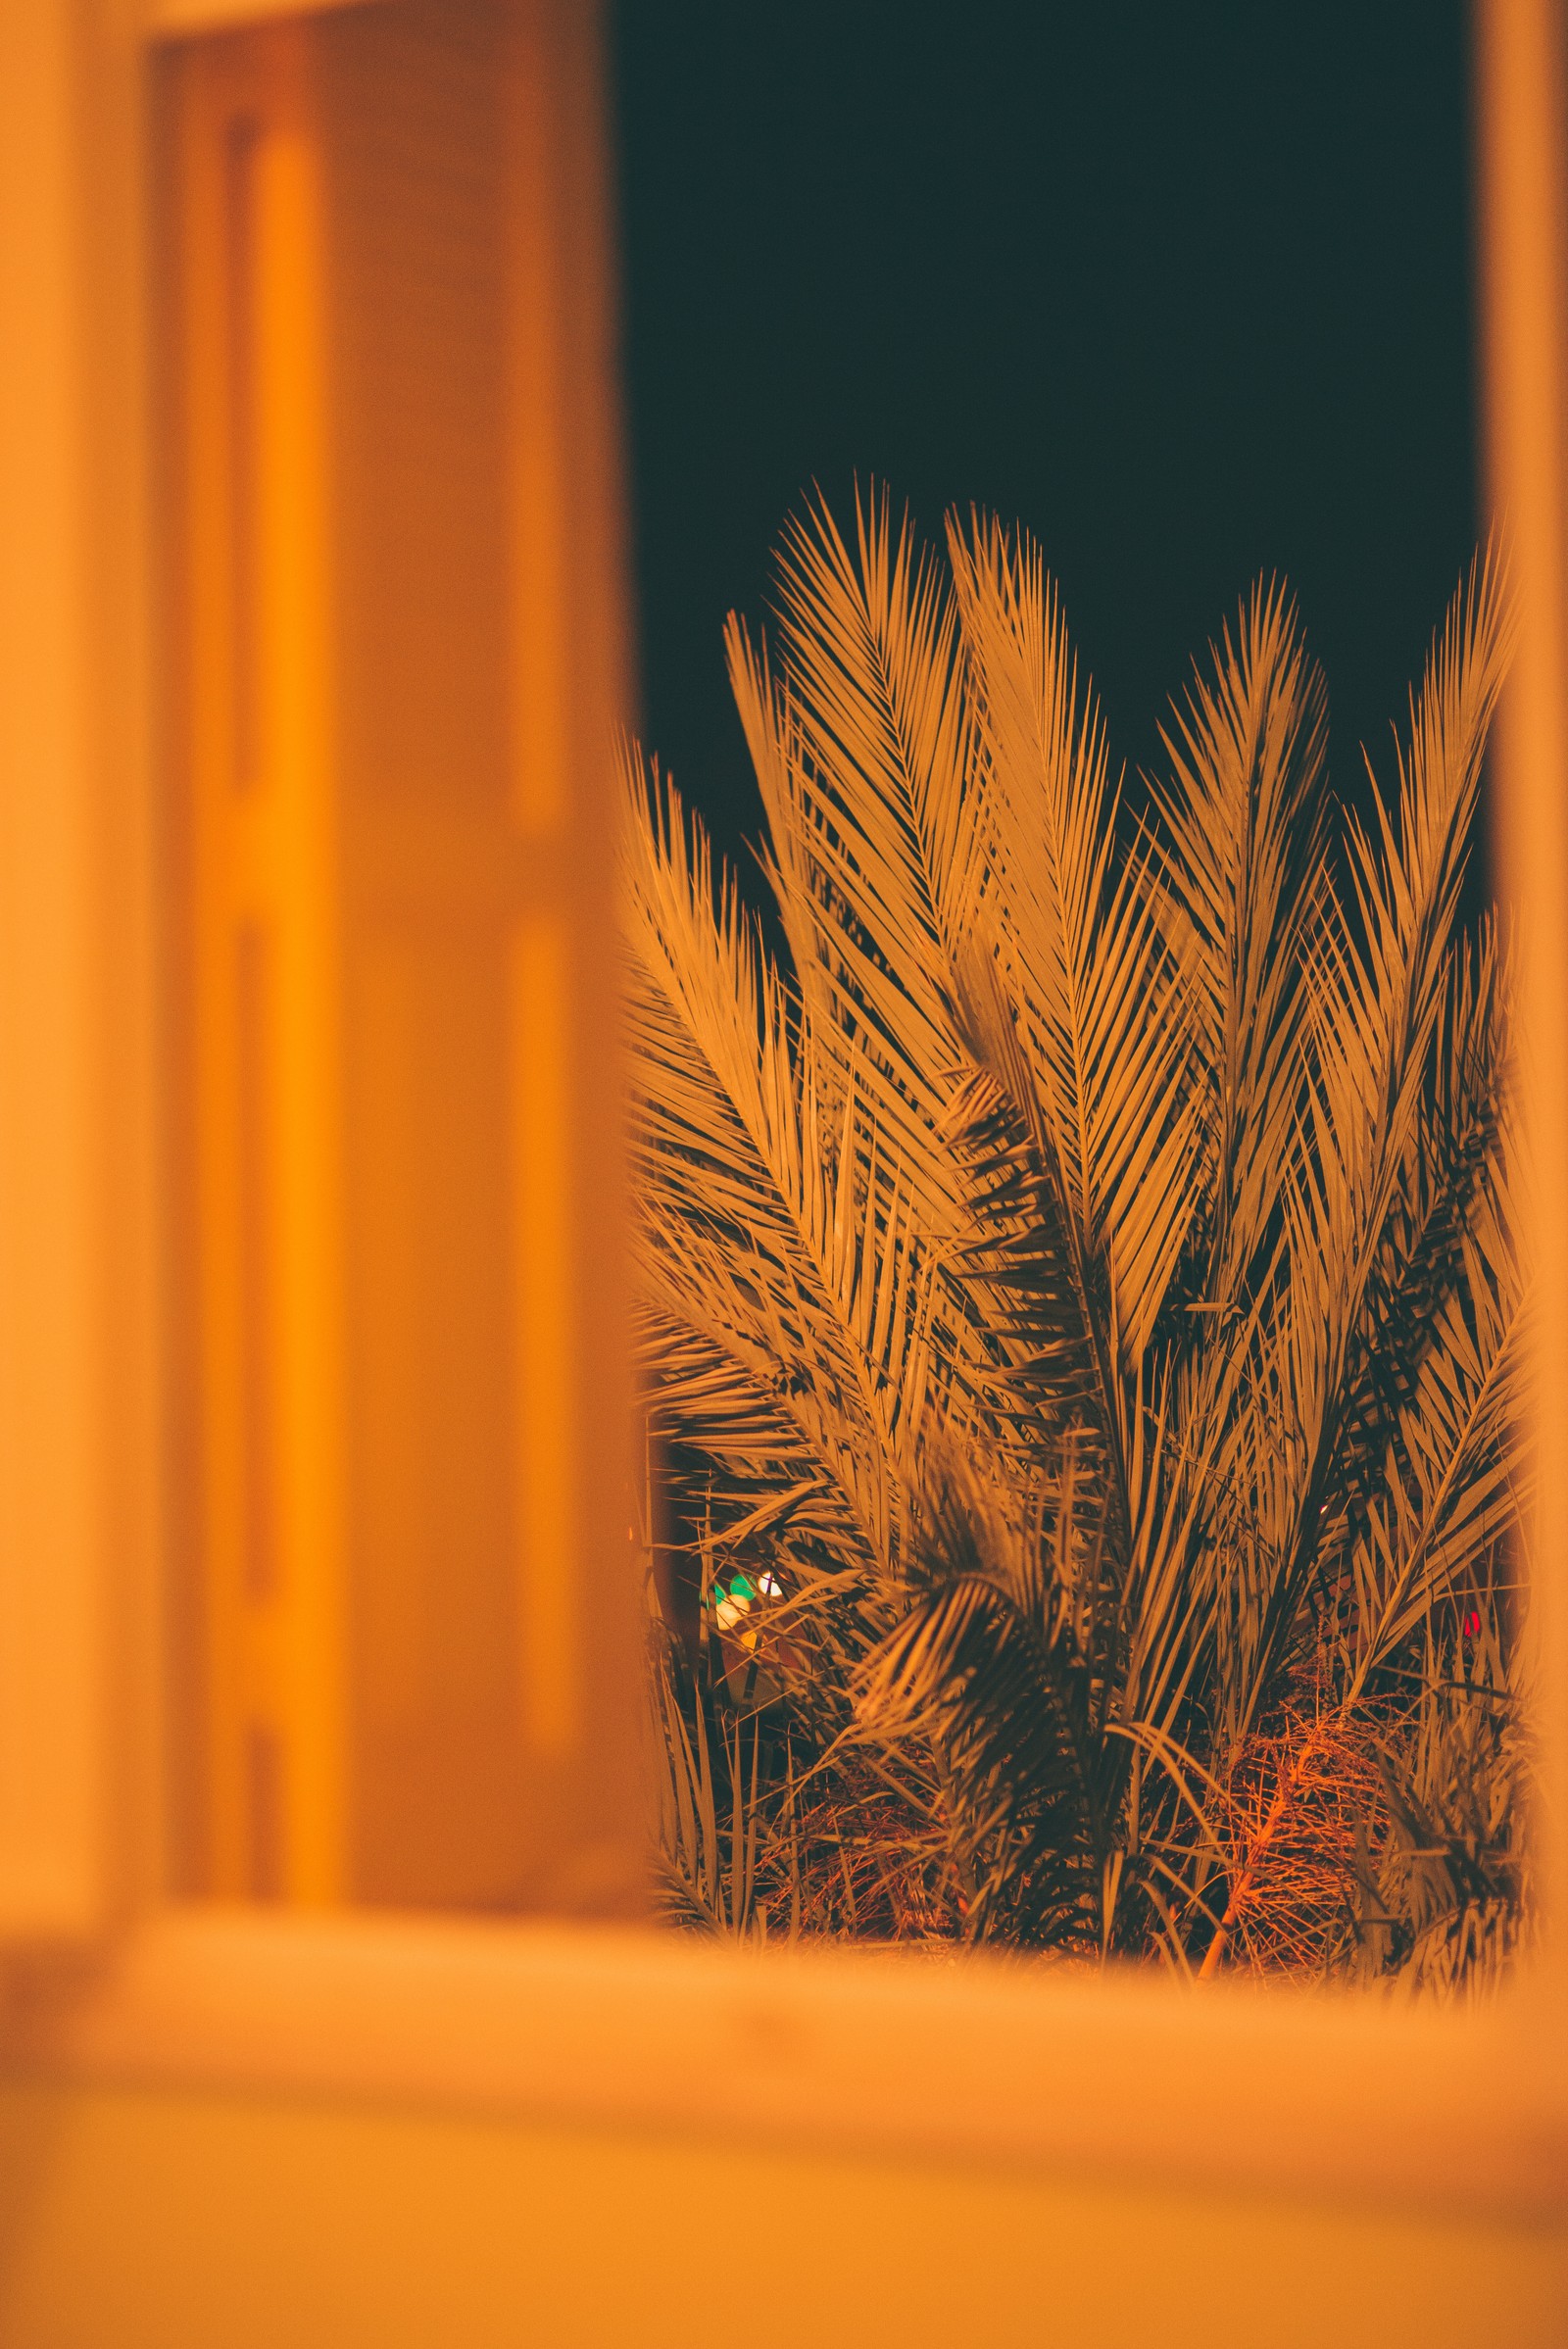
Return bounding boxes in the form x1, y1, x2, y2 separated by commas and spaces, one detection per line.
160, 0, 637, 1912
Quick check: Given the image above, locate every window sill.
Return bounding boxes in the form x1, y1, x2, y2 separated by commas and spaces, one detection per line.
0, 1903, 1561, 2223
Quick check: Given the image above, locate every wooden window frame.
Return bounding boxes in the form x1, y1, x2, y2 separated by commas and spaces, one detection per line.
0, 0, 1563, 2232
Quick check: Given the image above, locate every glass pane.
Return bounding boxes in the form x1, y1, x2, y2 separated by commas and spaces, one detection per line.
614, 3, 1549, 1982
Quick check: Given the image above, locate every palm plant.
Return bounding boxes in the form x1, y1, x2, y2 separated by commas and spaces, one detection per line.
624, 490, 1527, 1979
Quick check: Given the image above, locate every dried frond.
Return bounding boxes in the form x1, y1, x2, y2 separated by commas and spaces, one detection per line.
630, 492, 1526, 1991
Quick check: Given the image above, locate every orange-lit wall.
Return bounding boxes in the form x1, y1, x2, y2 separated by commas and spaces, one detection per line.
0, 2079, 1560, 2349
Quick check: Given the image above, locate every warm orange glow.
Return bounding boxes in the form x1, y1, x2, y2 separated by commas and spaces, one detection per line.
506, 8, 571, 841
171, 24, 348, 1902
1473, 0, 1568, 1954
511, 912, 580, 1760
0, 1, 1563, 2340
161, 3, 637, 1911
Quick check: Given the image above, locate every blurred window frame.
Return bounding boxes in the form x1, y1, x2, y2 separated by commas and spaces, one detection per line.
0, 0, 1562, 2230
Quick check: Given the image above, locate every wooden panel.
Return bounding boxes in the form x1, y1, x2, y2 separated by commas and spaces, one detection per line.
1474, 0, 1568, 1966
322, 0, 512, 817
0, 0, 111, 1935
162, 1, 639, 1914
166, 19, 348, 1902
510, 910, 579, 1762
346, 930, 524, 1905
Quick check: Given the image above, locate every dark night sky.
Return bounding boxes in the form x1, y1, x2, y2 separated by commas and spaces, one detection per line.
609, 2, 1480, 884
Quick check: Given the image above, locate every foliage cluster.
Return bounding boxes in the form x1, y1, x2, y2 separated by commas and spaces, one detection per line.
624, 495, 1530, 1987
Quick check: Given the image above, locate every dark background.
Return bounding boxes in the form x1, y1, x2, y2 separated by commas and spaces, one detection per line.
609, 2, 1481, 888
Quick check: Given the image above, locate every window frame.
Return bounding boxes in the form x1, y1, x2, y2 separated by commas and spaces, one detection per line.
0, 0, 1562, 2233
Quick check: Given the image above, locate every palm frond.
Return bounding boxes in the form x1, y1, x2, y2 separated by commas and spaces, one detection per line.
1146, 581, 1330, 1312
629, 496, 1526, 1989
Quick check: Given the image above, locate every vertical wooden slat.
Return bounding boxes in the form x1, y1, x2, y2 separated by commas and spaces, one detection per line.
1473, 0, 1568, 1979
511, 908, 579, 1761
506, 0, 569, 843
0, 0, 108, 1935
250, 36, 349, 1905
172, 21, 347, 1902
324, 0, 529, 1906
501, 0, 640, 1912
0, 0, 164, 1935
